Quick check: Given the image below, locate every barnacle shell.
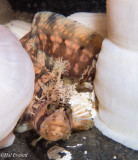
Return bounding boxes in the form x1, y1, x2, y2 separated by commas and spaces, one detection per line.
69, 92, 96, 131
0, 25, 34, 148
94, 0, 138, 150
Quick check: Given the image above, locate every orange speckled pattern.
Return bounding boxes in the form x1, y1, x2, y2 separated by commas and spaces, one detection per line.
20, 11, 103, 81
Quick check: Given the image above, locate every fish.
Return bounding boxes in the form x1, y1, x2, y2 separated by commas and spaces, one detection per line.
16, 11, 103, 144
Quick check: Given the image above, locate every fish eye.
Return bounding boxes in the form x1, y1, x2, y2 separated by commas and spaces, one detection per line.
47, 103, 51, 110
45, 103, 54, 115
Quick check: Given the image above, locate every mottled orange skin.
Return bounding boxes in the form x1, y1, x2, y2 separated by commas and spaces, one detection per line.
20, 11, 103, 81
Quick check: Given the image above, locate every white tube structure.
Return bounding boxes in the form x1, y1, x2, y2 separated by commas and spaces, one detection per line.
94, 0, 138, 150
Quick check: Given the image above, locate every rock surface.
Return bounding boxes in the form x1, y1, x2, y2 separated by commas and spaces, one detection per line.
0, 127, 138, 160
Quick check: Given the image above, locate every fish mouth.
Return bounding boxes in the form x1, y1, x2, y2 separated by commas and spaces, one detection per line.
41, 124, 71, 141
38, 108, 72, 141
39, 119, 71, 141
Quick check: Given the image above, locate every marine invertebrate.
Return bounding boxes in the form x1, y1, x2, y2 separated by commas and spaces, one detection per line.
94, 0, 138, 150
0, 25, 34, 149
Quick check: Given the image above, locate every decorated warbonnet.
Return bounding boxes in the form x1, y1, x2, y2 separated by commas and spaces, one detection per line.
16, 11, 103, 143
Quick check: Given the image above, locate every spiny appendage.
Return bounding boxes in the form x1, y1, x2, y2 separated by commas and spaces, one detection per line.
33, 55, 71, 104
26, 11, 103, 79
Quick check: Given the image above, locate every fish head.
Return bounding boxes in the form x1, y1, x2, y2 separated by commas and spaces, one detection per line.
33, 101, 72, 141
